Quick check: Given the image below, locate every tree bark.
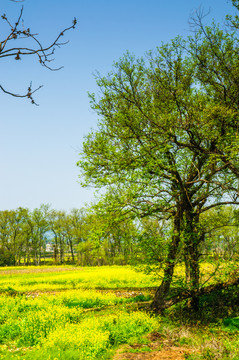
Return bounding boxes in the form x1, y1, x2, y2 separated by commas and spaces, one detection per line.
150, 211, 181, 312
68, 238, 75, 262
183, 210, 201, 311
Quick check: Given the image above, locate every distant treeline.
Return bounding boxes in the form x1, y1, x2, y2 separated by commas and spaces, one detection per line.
0, 205, 239, 267
0, 205, 138, 266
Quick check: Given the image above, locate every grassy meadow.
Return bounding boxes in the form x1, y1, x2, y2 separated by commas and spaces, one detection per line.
0, 265, 238, 359
0, 265, 158, 292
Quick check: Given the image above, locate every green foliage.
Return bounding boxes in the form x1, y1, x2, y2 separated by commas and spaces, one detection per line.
200, 206, 239, 261
223, 317, 239, 330
77, 0, 239, 311
0, 249, 15, 266
0, 204, 142, 267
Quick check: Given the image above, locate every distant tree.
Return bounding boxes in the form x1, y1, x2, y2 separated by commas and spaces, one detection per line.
67, 208, 88, 262
47, 210, 65, 264
27, 205, 50, 265
0, 248, 15, 266
0, 205, 97, 266
74, 205, 139, 266
0, 207, 30, 265
0, 2, 76, 104
201, 206, 239, 260
134, 217, 171, 274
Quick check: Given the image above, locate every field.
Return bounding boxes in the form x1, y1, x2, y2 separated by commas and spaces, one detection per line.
0, 265, 238, 360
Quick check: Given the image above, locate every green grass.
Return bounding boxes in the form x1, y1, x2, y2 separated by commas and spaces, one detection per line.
0, 265, 238, 359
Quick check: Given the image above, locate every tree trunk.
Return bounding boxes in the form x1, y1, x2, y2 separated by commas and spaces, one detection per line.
150, 212, 181, 312
183, 210, 201, 311
68, 238, 75, 262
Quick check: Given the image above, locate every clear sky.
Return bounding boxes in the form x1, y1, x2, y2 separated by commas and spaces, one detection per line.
0, 0, 235, 211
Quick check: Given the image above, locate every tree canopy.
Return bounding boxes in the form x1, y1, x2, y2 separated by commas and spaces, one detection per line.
78, 4, 239, 312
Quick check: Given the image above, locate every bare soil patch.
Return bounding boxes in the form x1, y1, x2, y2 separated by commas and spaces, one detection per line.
114, 332, 197, 360
114, 347, 191, 360
0, 266, 79, 275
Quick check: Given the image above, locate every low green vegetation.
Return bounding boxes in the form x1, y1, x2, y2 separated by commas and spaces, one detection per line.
0, 266, 157, 359
0, 265, 158, 292
0, 265, 238, 359
0, 299, 157, 359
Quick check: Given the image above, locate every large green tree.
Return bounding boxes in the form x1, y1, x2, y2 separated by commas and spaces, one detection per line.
78, 14, 239, 311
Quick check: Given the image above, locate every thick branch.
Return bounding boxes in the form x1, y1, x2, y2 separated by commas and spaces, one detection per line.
154, 274, 239, 312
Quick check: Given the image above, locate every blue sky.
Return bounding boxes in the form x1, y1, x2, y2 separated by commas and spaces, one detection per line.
0, 0, 235, 211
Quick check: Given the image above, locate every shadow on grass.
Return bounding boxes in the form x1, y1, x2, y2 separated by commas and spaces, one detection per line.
164, 285, 239, 325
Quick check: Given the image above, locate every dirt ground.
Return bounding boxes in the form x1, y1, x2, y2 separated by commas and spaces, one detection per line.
113, 332, 197, 360
114, 347, 191, 360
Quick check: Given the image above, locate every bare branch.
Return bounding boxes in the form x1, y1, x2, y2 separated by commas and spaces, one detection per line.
0, 6, 77, 104
188, 6, 211, 32
0, 82, 43, 105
